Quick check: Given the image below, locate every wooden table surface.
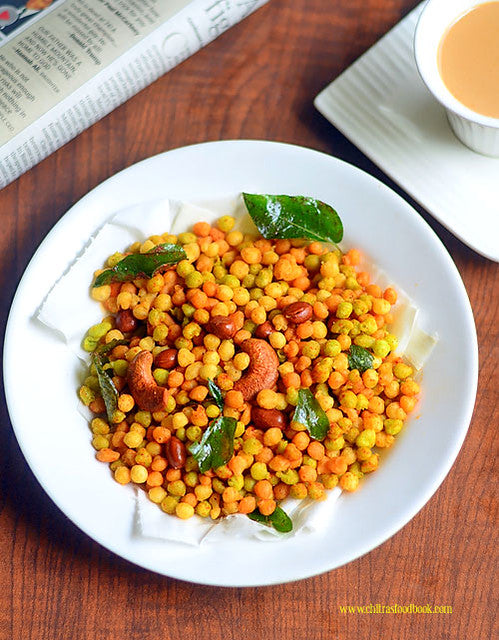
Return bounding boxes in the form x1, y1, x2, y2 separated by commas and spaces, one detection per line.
0, 1, 497, 638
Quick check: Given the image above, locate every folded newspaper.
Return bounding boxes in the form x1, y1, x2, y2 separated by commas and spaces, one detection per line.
0, 0, 269, 189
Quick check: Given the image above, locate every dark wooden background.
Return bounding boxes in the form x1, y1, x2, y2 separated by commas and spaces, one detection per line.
0, 1, 497, 638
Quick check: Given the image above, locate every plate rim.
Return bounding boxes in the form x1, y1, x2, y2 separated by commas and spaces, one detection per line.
3, 139, 479, 586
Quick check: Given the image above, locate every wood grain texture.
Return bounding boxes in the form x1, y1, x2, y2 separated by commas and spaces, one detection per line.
0, 1, 497, 639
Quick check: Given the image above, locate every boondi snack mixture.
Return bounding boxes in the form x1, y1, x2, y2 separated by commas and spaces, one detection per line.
78, 194, 420, 531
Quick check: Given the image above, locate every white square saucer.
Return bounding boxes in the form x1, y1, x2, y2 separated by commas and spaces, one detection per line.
315, 2, 499, 262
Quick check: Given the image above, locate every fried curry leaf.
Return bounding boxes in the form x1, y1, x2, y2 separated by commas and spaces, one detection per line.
207, 378, 224, 412
293, 388, 329, 441
92, 353, 119, 423
248, 506, 293, 533
188, 416, 237, 473
93, 243, 186, 287
347, 344, 374, 373
242, 193, 343, 243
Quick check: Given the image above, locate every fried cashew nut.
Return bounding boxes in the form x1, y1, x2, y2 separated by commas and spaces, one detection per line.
127, 350, 169, 412
234, 338, 279, 401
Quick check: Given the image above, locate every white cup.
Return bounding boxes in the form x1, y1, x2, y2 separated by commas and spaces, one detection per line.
414, 0, 499, 157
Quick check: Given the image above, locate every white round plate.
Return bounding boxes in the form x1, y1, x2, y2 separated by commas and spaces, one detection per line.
4, 141, 478, 586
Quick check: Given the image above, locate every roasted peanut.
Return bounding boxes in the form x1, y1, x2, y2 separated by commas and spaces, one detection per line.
251, 407, 287, 430
154, 348, 177, 369
283, 301, 313, 324
255, 321, 275, 339
116, 309, 138, 333
234, 339, 279, 401
127, 350, 169, 411
166, 436, 187, 469
206, 314, 237, 339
